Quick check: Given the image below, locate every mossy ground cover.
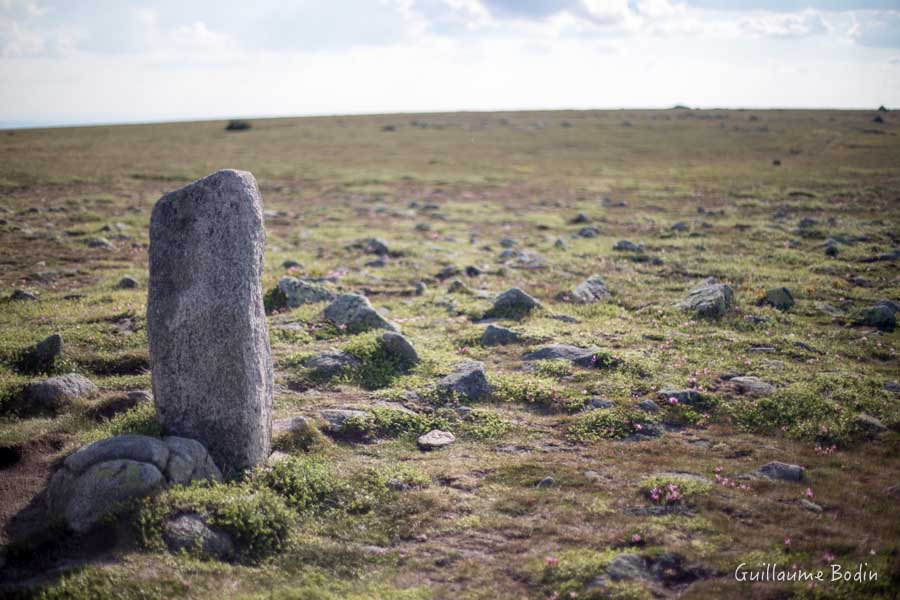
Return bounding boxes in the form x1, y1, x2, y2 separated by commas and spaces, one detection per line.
1, 109, 899, 598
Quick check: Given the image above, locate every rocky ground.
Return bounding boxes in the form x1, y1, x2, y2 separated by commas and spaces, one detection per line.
0, 109, 899, 599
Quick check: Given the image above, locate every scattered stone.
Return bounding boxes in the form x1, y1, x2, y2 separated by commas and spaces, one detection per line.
364, 256, 387, 268
47, 434, 221, 532
729, 376, 775, 397
586, 398, 615, 410
677, 278, 734, 319
657, 387, 703, 405
282, 259, 300, 269
163, 512, 235, 559
324, 294, 399, 334
278, 276, 336, 307
464, 265, 483, 277
351, 238, 388, 255
605, 553, 648, 581
304, 350, 360, 379
671, 221, 689, 232
272, 416, 310, 438
9, 289, 37, 301
23, 333, 63, 372
380, 331, 419, 367
572, 212, 589, 223
484, 288, 541, 320
824, 239, 839, 257
480, 324, 521, 346
498, 249, 546, 269
563, 274, 611, 304
417, 429, 455, 450
852, 413, 887, 438
24, 373, 97, 412
116, 276, 139, 289
148, 169, 273, 476
885, 381, 900, 394
319, 409, 368, 433
523, 344, 601, 368
578, 226, 599, 238
435, 266, 460, 280
448, 279, 472, 294
613, 240, 644, 252
536, 476, 555, 489
638, 399, 660, 413
760, 287, 794, 311
86, 237, 114, 249
499, 238, 517, 248
800, 499, 823, 513
751, 461, 804, 482
414, 281, 427, 295
814, 301, 844, 316
856, 300, 897, 331
437, 361, 491, 402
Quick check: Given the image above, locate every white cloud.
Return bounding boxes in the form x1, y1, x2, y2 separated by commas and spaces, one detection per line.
740, 10, 829, 38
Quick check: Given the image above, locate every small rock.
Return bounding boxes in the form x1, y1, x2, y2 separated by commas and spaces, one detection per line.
563, 275, 610, 304
885, 381, 900, 394
484, 288, 541, 320
814, 301, 844, 316
324, 294, 399, 333
856, 300, 897, 332
448, 279, 472, 294
24, 373, 97, 412
435, 266, 461, 280
729, 376, 775, 397
852, 413, 887, 438
163, 512, 235, 559
437, 361, 491, 402
355, 238, 389, 256
799, 499, 823, 513
523, 344, 602, 368
319, 409, 369, 433
677, 278, 734, 319
417, 429, 455, 450
605, 553, 648, 581
536, 476, 555, 488
572, 212, 589, 223
414, 281, 427, 295
272, 416, 310, 438
671, 221, 689, 232
304, 350, 360, 379
637, 399, 660, 413
613, 240, 644, 252
278, 277, 336, 307
24, 333, 63, 372
116, 276, 139, 289
480, 324, 521, 346
86, 237, 114, 249
365, 256, 387, 268
498, 249, 545, 269
586, 398, 615, 410
380, 332, 419, 367
752, 461, 804, 482
464, 265, 483, 277
578, 226, 599, 238
761, 287, 794, 311
657, 387, 703, 405
499, 238, 517, 248
282, 259, 300, 269
9, 289, 37, 301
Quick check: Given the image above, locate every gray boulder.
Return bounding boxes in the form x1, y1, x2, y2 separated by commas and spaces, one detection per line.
657, 387, 704, 405
437, 361, 491, 402
24, 373, 97, 412
564, 275, 610, 304
852, 413, 887, 438
605, 553, 648, 581
272, 416, 310, 438
523, 344, 601, 368
578, 227, 599, 238
752, 461, 804, 482
304, 350, 360, 379
10, 289, 37, 301
497, 249, 545, 269
761, 287, 794, 311
380, 332, 419, 367
354, 238, 389, 256
484, 288, 541, 320
729, 376, 775, 397
320, 409, 369, 433
480, 324, 521, 346
856, 300, 897, 331
148, 169, 273, 476
47, 434, 222, 532
677, 278, 734, 319
277, 276, 336, 307
613, 240, 644, 252
87, 237, 114, 249
23, 333, 63, 372
163, 512, 235, 559
117, 276, 139, 289
324, 294, 399, 334
417, 430, 456, 450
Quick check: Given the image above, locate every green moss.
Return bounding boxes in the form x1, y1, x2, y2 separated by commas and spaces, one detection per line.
458, 408, 511, 440
253, 456, 340, 515
530, 548, 648, 600
81, 401, 162, 444
21, 567, 190, 600
534, 358, 574, 378
489, 372, 569, 409
343, 332, 417, 390
138, 481, 295, 563
568, 407, 659, 441
639, 474, 712, 505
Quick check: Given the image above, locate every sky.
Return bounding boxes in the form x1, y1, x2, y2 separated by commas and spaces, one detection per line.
1, 0, 899, 128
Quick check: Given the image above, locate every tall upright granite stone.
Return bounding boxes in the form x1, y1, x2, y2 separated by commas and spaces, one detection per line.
148, 170, 273, 477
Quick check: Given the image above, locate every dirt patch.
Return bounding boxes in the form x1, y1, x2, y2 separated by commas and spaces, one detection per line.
0, 434, 66, 546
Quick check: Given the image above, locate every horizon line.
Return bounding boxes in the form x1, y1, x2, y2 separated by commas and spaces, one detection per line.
1, 104, 891, 132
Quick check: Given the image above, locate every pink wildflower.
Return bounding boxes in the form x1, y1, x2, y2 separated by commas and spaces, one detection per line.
545, 556, 559, 568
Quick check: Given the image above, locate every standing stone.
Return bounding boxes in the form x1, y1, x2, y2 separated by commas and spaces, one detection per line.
148, 170, 273, 477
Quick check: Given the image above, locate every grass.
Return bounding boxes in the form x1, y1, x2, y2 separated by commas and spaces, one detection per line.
1, 108, 899, 599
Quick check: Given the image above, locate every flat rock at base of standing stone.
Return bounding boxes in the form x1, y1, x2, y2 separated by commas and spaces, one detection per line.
148, 169, 273, 477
